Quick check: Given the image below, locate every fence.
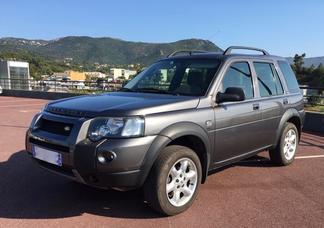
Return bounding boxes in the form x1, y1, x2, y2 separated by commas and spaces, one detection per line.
0, 79, 324, 105
300, 86, 324, 112
0, 78, 123, 94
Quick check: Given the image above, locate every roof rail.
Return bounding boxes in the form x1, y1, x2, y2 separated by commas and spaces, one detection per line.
167, 50, 208, 58
223, 46, 269, 55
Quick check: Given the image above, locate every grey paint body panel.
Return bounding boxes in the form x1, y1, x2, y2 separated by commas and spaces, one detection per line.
26, 52, 304, 189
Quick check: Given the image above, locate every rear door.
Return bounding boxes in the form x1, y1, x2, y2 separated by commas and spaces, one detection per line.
214, 60, 263, 163
251, 61, 286, 146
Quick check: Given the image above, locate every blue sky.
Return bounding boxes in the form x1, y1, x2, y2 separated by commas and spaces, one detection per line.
0, 0, 324, 57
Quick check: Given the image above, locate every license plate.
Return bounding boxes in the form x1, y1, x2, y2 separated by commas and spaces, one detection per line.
32, 145, 62, 166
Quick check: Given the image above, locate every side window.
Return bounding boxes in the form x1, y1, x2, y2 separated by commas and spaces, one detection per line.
254, 62, 284, 97
278, 61, 300, 93
272, 64, 284, 95
220, 62, 254, 99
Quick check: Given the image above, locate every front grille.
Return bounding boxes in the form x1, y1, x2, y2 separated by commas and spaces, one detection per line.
30, 138, 70, 153
38, 118, 73, 136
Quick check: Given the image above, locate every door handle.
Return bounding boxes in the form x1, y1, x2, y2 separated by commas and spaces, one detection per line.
283, 98, 288, 105
253, 103, 259, 110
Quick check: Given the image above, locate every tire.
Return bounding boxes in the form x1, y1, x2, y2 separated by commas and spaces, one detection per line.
269, 122, 299, 166
143, 145, 202, 216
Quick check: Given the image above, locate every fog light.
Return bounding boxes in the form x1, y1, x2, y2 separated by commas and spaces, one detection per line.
98, 153, 106, 163
97, 151, 116, 163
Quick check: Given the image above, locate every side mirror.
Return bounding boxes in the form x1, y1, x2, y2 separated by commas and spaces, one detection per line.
216, 87, 245, 103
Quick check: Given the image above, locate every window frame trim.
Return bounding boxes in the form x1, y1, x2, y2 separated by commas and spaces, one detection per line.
215, 59, 256, 101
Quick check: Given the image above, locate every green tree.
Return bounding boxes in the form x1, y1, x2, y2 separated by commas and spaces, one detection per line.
312, 63, 324, 77
307, 64, 315, 74
293, 53, 306, 73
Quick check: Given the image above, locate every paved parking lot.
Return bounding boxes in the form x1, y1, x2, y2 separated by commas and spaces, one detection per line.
0, 96, 323, 227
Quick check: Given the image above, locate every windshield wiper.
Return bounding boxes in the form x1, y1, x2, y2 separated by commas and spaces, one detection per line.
119, 87, 136, 92
121, 87, 188, 96
133, 87, 173, 94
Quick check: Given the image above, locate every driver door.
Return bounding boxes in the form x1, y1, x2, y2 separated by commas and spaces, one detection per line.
213, 61, 263, 164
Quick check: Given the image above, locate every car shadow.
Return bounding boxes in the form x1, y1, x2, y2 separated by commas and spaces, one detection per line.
207, 154, 276, 177
300, 139, 324, 150
0, 150, 161, 219
234, 155, 274, 167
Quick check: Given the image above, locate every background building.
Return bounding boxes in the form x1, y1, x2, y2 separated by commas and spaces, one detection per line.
84, 72, 106, 80
110, 68, 137, 80
65, 70, 86, 81
50, 70, 86, 81
0, 60, 30, 90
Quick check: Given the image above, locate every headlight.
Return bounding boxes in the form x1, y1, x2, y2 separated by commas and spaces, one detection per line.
29, 112, 42, 130
29, 105, 46, 130
88, 117, 144, 141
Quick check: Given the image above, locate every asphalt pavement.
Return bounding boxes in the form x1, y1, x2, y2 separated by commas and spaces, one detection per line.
0, 96, 323, 227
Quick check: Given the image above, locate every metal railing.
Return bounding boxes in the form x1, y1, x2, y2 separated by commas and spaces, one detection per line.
300, 86, 324, 112
0, 78, 123, 94
0, 79, 323, 111
300, 86, 324, 104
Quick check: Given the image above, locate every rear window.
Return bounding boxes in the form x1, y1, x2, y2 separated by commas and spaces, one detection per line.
278, 61, 300, 93
253, 62, 284, 97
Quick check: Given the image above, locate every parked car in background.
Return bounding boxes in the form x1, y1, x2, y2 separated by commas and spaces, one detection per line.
0, 85, 2, 94
26, 46, 304, 215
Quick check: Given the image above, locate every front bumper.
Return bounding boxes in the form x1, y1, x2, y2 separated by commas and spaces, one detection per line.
26, 111, 157, 190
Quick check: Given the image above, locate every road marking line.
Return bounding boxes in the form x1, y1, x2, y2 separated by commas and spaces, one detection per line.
19, 109, 42, 112
239, 155, 324, 163
295, 155, 324, 159
0, 100, 37, 103
0, 103, 45, 108
0, 125, 28, 129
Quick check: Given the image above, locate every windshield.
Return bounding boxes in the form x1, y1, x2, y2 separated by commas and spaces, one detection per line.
123, 59, 221, 96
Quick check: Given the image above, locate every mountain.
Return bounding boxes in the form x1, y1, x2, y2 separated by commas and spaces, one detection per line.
0, 36, 222, 65
286, 56, 324, 67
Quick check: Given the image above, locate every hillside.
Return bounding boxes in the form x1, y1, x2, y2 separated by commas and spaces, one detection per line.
287, 56, 324, 67
0, 36, 222, 65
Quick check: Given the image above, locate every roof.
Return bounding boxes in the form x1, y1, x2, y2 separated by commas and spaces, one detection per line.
162, 46, 288, 62
164, 52, 287, 62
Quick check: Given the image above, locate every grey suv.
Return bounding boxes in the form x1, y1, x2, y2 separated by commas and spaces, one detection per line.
26, 46, 304, 215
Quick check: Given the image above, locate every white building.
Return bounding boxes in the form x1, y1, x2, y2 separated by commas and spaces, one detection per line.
110, 68, 137, 80
84, 72, 106, 79
0, 60, 30, 90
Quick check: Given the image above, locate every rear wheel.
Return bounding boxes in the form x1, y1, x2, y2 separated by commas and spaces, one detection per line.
143, 145, 202, 215
270, 122, 299, 166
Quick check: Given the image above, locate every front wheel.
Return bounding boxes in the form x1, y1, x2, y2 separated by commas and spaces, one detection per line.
269, 122, 299, 166
143, 145, 202, 215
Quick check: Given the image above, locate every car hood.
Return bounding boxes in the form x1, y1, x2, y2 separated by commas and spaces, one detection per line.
45, 92, 200, 117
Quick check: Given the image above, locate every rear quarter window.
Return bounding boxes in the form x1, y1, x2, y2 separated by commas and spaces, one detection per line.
278, 61, 300, 93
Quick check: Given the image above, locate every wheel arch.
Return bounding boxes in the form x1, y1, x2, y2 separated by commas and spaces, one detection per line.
140, 122, 211, 186
273, 108, 302, 148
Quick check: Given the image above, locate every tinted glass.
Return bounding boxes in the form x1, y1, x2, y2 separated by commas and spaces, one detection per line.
220, 62, 254, 99
271, 64, 284, 95
124, 59, 220, 96
254, 62, 283, 97
278, 61, 300, 93
9, 67, 29, 90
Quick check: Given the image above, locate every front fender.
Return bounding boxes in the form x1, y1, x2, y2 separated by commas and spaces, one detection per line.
138, 122, 211, 186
